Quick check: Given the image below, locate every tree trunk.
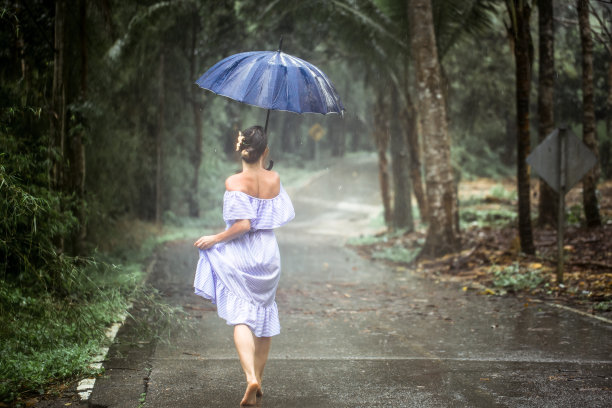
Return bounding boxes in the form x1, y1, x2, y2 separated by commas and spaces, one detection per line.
605, 47, 612, 179
373, 90, 392, 227
70, 0, 87, 254
50, 0, 67, 192
403, 88, 427, 223
537, 0, 558, 227
506, 0, 535, 254
409, 0, 460, 257
578, 0, 602, 227
390, 87, 414, 231
155, 53, 165, 226
188, 16, 203, 218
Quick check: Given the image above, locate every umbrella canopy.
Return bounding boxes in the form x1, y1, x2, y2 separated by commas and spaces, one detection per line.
195, 51, 345, 116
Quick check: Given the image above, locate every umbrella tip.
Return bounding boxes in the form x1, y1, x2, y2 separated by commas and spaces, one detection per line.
278, 36, 283, 53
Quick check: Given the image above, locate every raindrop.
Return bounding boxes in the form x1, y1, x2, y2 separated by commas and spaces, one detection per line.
338, 185, 343, 190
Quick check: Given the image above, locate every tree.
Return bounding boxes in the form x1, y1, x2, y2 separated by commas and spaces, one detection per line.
409, 0, 460, 257
505, 0, 535, 254
537, 0, 558, 227
188, 12, 204, 218
373, 89, 393, 226
390, 86, 414, 230
578, 0, 602, 227
50, 0, 67, 195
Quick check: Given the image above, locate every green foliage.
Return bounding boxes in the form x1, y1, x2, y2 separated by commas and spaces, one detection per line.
372, 244, 420, 264
488, 184, 517, 201
593, 301, 612, 312
0, 262, 133, 402
491, 262, 545, 293
0, 134, 80, 293
460, 207, 516, 228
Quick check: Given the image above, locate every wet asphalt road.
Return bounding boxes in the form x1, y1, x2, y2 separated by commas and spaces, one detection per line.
90, 153, 612, 407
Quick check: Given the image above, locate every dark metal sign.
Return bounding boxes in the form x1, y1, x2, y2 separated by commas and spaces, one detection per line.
526, 127, 597, 284
527, 128, 597, 195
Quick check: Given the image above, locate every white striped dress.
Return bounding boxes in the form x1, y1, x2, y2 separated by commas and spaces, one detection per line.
194, 183, 295, 337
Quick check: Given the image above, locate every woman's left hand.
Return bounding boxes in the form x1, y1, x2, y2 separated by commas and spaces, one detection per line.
194, 235, 219, 250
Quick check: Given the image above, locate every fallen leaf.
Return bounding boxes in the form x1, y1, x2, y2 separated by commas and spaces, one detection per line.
529, 262, 543, 269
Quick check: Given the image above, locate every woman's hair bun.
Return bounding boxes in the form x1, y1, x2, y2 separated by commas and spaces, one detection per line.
237, 126, 267, 164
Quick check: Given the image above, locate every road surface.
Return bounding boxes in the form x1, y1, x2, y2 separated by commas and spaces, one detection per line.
90, 153, 611, 407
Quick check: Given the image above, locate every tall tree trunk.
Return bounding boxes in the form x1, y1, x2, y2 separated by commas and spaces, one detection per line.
373, 90, 392, 227
506, 0, 535, 254
403, 88, 427, 223
537, 0, 558, 227
606, 46, 612, 179
189, 16, 203, 218
578, 0, 602, 227
50, 0, 66, 192
409, 0, 460, 257
390, 87, 414, 231
50, 0, 67, 254
155, 53, 165, 226
71, 0, 87, 254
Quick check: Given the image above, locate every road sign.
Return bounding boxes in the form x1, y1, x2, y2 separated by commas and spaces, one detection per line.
526, 127, 597, 284
526, 128, 597, 194
309, 123, 325, 142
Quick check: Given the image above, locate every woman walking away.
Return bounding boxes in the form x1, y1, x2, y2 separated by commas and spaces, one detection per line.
193, 125, 295, 406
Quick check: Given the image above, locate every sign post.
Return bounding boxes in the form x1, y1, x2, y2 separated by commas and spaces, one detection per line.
526, 126, 596, 284
309, 123, 326, 162
556, 128, 566, 283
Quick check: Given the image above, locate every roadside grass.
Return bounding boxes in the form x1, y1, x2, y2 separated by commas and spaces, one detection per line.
0, 215, 220, 404
0, 265, 132, 402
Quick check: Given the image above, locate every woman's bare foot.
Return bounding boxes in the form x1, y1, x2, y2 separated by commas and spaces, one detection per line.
240, 382, 259, 406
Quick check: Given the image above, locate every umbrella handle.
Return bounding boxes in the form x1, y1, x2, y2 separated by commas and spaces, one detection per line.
264, 109, 271, 134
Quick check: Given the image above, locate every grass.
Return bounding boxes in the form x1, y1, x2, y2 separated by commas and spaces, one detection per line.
0, 215, 218, 404
0, 263, 134, 402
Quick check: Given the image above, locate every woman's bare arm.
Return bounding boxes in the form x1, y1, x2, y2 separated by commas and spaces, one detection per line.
194, 219, 251, 250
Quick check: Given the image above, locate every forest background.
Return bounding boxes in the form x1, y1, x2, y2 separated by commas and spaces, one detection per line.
1, 0, 611, 404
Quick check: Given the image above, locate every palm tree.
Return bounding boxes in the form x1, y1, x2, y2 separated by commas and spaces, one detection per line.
504, 0, 535, 255
537, 0, 558, 227
410, 0, 460, 256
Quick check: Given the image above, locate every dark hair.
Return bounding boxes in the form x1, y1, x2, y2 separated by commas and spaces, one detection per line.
237, 125, 267, 164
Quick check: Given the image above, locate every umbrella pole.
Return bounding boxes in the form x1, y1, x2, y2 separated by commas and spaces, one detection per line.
264, 109, 271, 134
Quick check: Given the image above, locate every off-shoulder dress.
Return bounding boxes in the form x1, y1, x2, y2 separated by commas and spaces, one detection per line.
194, 183, 295, 337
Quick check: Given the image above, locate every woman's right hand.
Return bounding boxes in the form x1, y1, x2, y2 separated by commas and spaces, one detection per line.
194, 235, 219, 250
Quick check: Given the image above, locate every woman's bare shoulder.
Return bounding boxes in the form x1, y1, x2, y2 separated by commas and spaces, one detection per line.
267, 170, 280, 184
225, 173, 246, 191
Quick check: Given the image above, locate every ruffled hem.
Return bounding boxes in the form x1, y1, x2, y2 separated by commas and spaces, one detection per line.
194, 253, 280, 337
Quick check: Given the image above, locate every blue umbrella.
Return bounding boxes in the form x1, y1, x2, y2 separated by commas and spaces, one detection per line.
195, 42, 345, 134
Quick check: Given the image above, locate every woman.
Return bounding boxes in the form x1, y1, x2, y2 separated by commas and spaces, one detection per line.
193, 125, 294, 406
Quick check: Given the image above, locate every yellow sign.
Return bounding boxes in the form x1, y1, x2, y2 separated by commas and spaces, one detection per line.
308, 123, 326, 142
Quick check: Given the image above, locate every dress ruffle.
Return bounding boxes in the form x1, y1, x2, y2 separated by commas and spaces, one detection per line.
223, 184, 295, 230
195, 250, 280, 337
